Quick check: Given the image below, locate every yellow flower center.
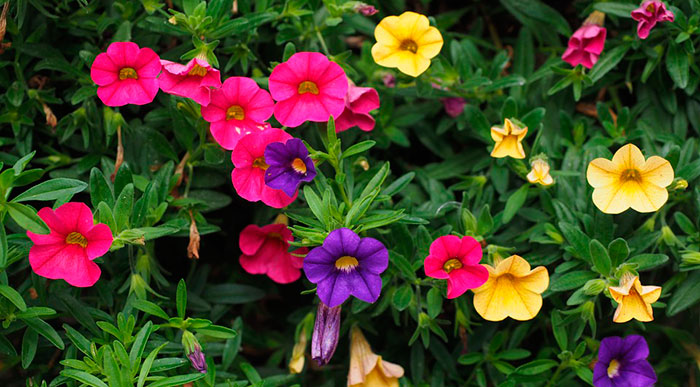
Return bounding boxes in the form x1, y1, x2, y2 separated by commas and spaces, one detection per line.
443, 258, 463, 273
646, 3, 655, 13
188, 64, 208, 77
620, 168, 642, 182
226, 105, 245, 120
253, 157, 269, 170
298, 81, 319, 95
118, 67, 138, 80
607, 359, 621, 378
335, 255, 359, 271
400, 39, 418, 53
291, 158, 307, 174
65, 232, 88, 248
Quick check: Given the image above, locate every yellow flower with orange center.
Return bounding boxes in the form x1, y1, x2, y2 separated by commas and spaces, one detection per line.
490, 118, 527, 159
608, 273, 661, 323
348, 327, 404, 387
527, 158, 554, 186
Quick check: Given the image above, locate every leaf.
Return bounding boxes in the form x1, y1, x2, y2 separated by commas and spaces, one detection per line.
61, 370, 108, 387
63, 324, 92, 356
202, 284, 265, 304
129, 321, 155, 367
550, 271, 598, 292
502, 184, 529, 223
627, 254, 669, 271
426, 287, 443, 319
392, 285, 413, 311
589, 240, 611, 276
593, 2, 636, 17
381, 172, 415, 196
667, 271, 700, 316
5, 203, 49, 234
195, 325, 237, 339
513, 359, 558, 375
176, 279, 187, 319
90, 167, 115, 208
457, 353, 482, 365
0, 284, 27, 311
12, 178, 87, 202
21, 328, 38, 369
589, 44, 630, 83
607, 238, 629, 267
558, 222, 591, 261
342, 141, 376, 159
666, 41, 689, 89
132, 299, 170, 320
23, 318, 64, 349
476, 205, 494, 235
138, 343, 167, 387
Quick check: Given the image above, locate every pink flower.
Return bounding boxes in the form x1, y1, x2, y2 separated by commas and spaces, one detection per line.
239, 223, 308, 283
159, 58, 222, 106
231, 128, 297, 208
631, 1, 675, 39
90, 42, 161, 106
355, 4, 378, 16
335, 84, 380, 132
441, 97, 466, 118
26, 202, 113, 287
268, 52, 348, 128
562, 24, 607, 69
382, 74, 396, 88
201, 77, 275, 150
423, 235, 489, 299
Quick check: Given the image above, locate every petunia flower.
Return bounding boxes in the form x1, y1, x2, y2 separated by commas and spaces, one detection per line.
472, 255, 549, 321
303, 228, 389, 308
268, 52, 348, 128
335, 83, 380, 132
231, 129, 298, 208
348, 326, 405, 387
586, 143, 674, 214
90, 41, 161, 106
631, 1, 674, 40
441, 97, 466, 118
371, 12, 444, 77
264, 138, 317, 197
527, 158, 555, 186
238, 223, 307, 284
562, 11, 607, 69
608, 273, 661, 323
311, 301, 341, 366
202, 76, 275, 150
423, 235, 489, 299
159, 57, 222, 106
27, 202, 113, 287
593, 335, 657, 387
490, 118, 527, 159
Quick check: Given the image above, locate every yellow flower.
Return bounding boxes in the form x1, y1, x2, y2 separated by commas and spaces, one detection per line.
371, 11, 443, 77
608, 273, 661, 323
527, 159, 554, 186
288, 326, 307, 374
348, 327, 404, 387
586, 143, 674, 214
472, 255, 549, 321
490, 118, 527, 159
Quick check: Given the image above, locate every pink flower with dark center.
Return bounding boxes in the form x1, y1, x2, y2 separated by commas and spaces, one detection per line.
631, 1, 674, 39
423, 235, 489, 299
562, 24, 607, 69
159, 58, 222, 106
441, 97, 466, 118
239, 223, 308, 284
335, 84, 380, 132
90, 42, 161, 106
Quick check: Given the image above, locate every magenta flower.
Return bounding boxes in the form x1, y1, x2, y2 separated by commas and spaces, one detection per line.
423, 235, 488, 299
562, 24, 607, 69
27, 202, 113, 287
90, 42, 161, 106
159, 58, 222, 106
441, 97, 466, 118
355, 4, 378, 16
335, 84, 380, 132
239, 223, 307, 284
201, 77, 275, 150
268, 52, 348, 128
382, 74, 396, 88
631, 1, 674, 39
311, 301, 341, 366
593, 335, 656, 387
264, 138, 317, 197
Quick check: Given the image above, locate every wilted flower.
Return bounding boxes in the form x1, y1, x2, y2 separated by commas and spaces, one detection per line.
441, 97, 466, 118
608, 273, 661, 323
423, 235, 489, 299
527, 158, 554, 186
335, 83, 381, 132
631, 1, 674, 40
289, 325, 308, 374
238, 223, 307, 283
593, 335, 656, 387
264, 138, 317, 197
159, 57, 222, 106
348, 327, 404, 387
490, 118, 527, 159
311, 301, 341, 366
562, 11, 606, 69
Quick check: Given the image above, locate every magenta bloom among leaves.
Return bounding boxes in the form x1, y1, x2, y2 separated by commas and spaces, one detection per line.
423, 235, 488, 299
593, 335, 657, 387
335, 84, 380, 132
268, 52, 349, 128
441, 97, 466, 118
27, 202, 113, 287
159, 58, 222, 106
90, 42, 161, 107
238, 223, 307, 284
264, 138, 317, 197
562, 24, 607, 69
631, 1, 675, 40
303, 228, 389, 308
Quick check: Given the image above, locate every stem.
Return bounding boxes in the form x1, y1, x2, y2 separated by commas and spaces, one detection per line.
545, 362, 566, 387
315, 29, 330, 56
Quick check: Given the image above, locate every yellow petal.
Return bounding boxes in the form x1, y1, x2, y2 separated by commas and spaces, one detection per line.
612, 143, 645, 170
613, 291, 654, 323
587, 158, 620, 188
495, 255, 531, 276
490, 126, 506, 142
526, 170, 538, 184
640, 285, 662, 304
517, 266, 549, 294
374, 15, 406, 43
415, 27, 443, 59
348, 327, 403, 387
626, 180, 669, 213
397, 11, 430, 39
591, 182, 631, 214
641, 156, 674, 188
395, 52, 431, 77
540, 173, 554, 186
491, 135, 525, 159
357, 365, 400, 387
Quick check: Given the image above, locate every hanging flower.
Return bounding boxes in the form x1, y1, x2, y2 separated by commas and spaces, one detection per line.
527, 158, 555, 186
90, 41, 161, 106
608, 273, 661, 323
631, 1, 674, 39
586, 143, 674, 214
371, 12, 444, 77
268, 52, 348, 127
593, 335, 657, 387
348, 327, 404, 387
490, 118, 527, 159
238, 223, 308, 284
303, 228, 389, 307
289, 324, 308, 374
159, 57, 222, 106
472, 255, 549, 321
311, 301, 341, 366
441, 97, 466, 118
335, 83, 380, 132
562, 11, 607, 69
423, 235, 489, 299
27, 202, 113, 287
263, 138, 316, 197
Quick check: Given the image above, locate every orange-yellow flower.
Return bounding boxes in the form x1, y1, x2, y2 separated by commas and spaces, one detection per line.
608, 273, 661, 323
371, 12, 443, 77
490, 118, 527, 159
348, 327, 404, 387
472, 255, 549, 321
586, 143, 674, 214
527, 158, 554, 186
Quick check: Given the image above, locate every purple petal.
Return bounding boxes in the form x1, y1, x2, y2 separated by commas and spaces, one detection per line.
593, 362, 613, 387
355, 237, 389, 274
599, 336, 624, 364
620, 335, 649, 362
317, 272, 350, 307
618, 360, 656, 387
349, 269, 382, 303
311, 302, 341, 366
264, 166, 300, 197
287, 138, 309, 158
322, 228, 361, 257
303, 246, 336, 283
264, 141, 291, 167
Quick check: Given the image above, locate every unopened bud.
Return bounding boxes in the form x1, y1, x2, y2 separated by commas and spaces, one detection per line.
311, 301, 341, 366
355, 3, 378, 16
583, 279, 606, 295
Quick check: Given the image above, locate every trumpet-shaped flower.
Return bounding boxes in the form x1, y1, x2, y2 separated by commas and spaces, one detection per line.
423, 235, 489, 299
586, 144, 674, 214
562, 24, 606, 69
159, 58, 221, 106
527, 159, 554, 186
472, 255, 549, 321
348, 327, 404, 387
335, 83, 380, 132
372, 12, 444, 77
608, 273, 661, 323
593, 335, 656, 387
238, 223, 307, 284
289, 325, 308, 374
312, 301, 341, 366
264, 138, 316, 197
490, 118, 527, 159
631, 1, 674, 40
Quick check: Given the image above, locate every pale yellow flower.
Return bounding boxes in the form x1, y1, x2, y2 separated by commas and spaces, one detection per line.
608, 273, 661, 323
490, 118, 527, 159
288, 327, 307, 374
527, 159, 554, 186
348, 327, 404, 387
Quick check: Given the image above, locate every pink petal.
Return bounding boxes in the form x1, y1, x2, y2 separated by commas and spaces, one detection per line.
268, 61, 301, 102
315, 62, 348, 100
134, 47, 161, 78
458, 236, 483, 265
239, 253, 268, 275
274, 94, 345, 128
55, 202, 94, 235
201, 90, 229, 122
35, 207, 71, 235
347, 86, 380, 114
231, 129, 292, 168
209, 119, 265, 150
239, 224, 267, 255
291, 247, 308, 269
106, 42, 140, 68
583, 28, 606, 55
244, 89, 275, 123
446, 265, 489, 299
335, 110, 375, 132
90, 53, 119, 86
85, 223, 113, 260
261, 185, 297, 208
266, 252, 302, 284
424, 255, 449, 279
159, 72, 212, 106
30, 244, 101, 287
222, 77, 259, 105
429, 235, 461, 261
97, 78, 159, 106
231, 167, 265, 202
637, 22, 653, 39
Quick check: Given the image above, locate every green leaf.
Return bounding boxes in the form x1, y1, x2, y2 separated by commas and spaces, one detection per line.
5, 203, 49, 234
502, 184, 529, 223
550, 271, 598, 292
63, 324, 92, 356
426, 287, 443, 319
138, 343, 167, 387
589, 44, 630, 83
666, 41, 689, 89
195, 325, 237, 339
61, 370, 108, 387
607, 238, 629, 267
90, 167, 115, 208
130, 321, 155, 367
0, 284, 27, 311
513, 359, 558, 375
476, 205, 494, 235
21, 328, 38, 369
392, 285, 413, 311
176, 279, 187, 319
202, 284, 265, 304
589, 240, 611, 276
114, 183, 134, 231
559, 222, 591, 261
23, 318, 64, 349
457, 353, 482, 365
667, 271, 700, 316
12, 178, 87, 202
627, 254, 669, 271
342, 141, 376, 159
381, 172, 415, 196
132, 299, 170, 320
592, 2, 636, 17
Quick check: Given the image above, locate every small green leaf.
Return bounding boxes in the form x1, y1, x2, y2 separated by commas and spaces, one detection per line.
426, 287, 443, 319
392, 285, 413, 311
666, 41, 689, 88
5, 203, 49, 234
176, 279, 187, 319
0, 284, 27, 311
12, 178, 87, 202
627, 254, 669, 271
61, 370, 108, 387
502, 184, 529, 223
132, 299, 170, 320
23, 318, 64, 349
589, 240, 611, 275
21, 328, 38, 369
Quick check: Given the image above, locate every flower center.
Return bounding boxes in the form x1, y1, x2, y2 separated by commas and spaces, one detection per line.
646, 3, 655, 13
65, 232, 88, 248
291, 158, 307, 174
607, 359, 621, 378
226, 105, 245, 120
620, 168, 641, 182
335, 255, 359, 272
118, 67, 138, 80
298, 81, 319, 95
443, 258, 463, 274
188, 64, 208, 77
400, 40, 418, 53
252, 157, 268, 170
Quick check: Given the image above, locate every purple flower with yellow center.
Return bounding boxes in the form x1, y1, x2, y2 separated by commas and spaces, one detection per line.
593, 335, 656, 387
264, 138, 316, 197
303, 228, 389, 308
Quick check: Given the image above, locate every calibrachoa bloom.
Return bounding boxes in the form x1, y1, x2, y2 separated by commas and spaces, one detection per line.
231, 129, 297, 208
586, 143, 674, 214
527, 158, 554, 186
423, 235, 489, 299
268, 52, 348, 127
490, 118, 527, 159
238, 223, 307, 284
312, 301, 341, 366
264, 138, 317, 197
27, 202, 113, 287
593, 335, 657, 387
335, 83, 380, 132
608, 273, 661, 323
348, 327, 405, 387
159, 57, 222, 106
90, 41, 161, 106
202, 76, 275, 150
562, 11, 607, 69
372, 12, 444, 77
289, 325, 308, 373
303, 228, 389, 307
472, 255, 549, 321
632, 1, 674, 40
441, 97, 466, 118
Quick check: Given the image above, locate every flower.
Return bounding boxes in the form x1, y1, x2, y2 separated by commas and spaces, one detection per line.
311, 301, 341, 366
593, 335, 657, 387
423, 235, 489, 299
441, 97, 466, 118
382, 74, 396, 88
27, 202, 113, 287
289, 324, 308, 374
90, 42, 161, 106
608, 273, 661, 323
231, 129, 298, 208
264, 138, 317, 197
335, 83, 380, 132
527, 158, 554, 186
348, 327, 404, 387
182, 331, 207, 373
586, 143, 674, 214
355, 3, 378, 16
472, 255, 549, 321
372, 12, 443, 77
631, 1, 674, 39
202, 76, 274, 150
303, 228, 389, 307
490, 118, 527, 159
238, 223, 307, 284
268, 52, 348, 127
562, 12, 606, 69
159, 57, 222, 106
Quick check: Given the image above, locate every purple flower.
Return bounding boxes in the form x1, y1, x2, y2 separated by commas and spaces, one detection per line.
593, 335, 656, 387
264, 138, 316, 197
303, 228, 389, 307
441, 97, 466, 118
382, 73, 396, 88
187, 343, 208, 373
311, 301, 341, 366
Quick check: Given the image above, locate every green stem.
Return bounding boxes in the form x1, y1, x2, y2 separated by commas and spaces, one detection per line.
315, 29, 330, 56
545, 362, 566, 387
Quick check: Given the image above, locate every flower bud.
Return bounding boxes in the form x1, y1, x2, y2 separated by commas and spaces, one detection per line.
583, 279, 606, 295
354, 3, 378, 16
311, 301, 341, 366
182, 331, 207, 373
670, 178, 688, 191
382, 73, 396, 88
660, 225, 680, 247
